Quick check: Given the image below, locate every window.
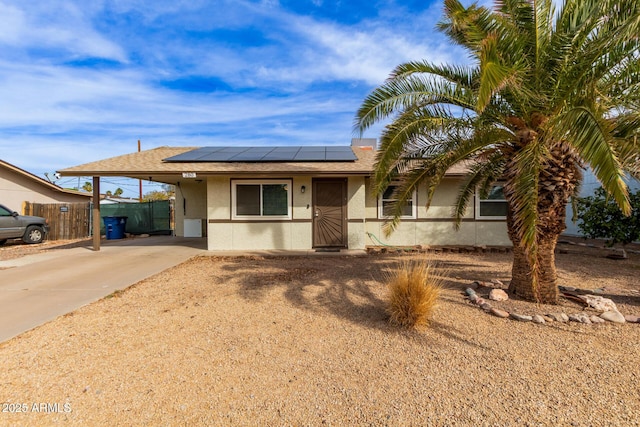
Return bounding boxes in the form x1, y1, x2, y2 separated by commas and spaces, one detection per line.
476, 184, 508, 219
378, 184, 417, 219
232, 180, 291, 219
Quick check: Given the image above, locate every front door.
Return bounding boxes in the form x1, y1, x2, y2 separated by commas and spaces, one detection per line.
312, 178, 347, 248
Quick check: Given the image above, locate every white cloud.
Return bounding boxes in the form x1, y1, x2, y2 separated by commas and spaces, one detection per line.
0, 0, 127, 61
0, 2, 25, 44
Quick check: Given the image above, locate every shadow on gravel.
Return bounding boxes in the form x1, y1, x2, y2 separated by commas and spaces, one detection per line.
215, 255, 494, 349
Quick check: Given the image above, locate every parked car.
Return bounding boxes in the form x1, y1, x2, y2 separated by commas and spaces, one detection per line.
0, 204, 49, 245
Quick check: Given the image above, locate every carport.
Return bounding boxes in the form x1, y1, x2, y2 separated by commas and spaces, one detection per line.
58, 146, 209, 251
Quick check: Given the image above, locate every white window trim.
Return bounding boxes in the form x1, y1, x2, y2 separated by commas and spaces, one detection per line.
475, 184, 507, 220
231, 179, 292, 220
378, 184, 417, 219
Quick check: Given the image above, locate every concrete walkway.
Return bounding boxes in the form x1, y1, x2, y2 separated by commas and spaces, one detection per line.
0, 236, 206, 343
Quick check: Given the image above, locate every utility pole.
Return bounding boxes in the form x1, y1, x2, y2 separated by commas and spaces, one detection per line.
138, 139, 143, 202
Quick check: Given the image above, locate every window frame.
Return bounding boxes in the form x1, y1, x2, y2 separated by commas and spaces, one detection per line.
231, 179, 292, 220
475, 183, 508, 220
378, 183, 417, 219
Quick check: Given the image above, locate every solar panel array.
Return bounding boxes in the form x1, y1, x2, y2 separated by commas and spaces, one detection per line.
163, 146, 357, 163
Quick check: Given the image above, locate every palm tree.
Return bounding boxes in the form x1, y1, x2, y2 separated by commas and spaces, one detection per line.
355, 0, 640, 303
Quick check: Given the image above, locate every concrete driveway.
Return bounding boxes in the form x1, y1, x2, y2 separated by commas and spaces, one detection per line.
0, 236, 206, 343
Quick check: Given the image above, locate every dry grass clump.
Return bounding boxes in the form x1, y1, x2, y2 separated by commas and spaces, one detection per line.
385, 258, 443, 328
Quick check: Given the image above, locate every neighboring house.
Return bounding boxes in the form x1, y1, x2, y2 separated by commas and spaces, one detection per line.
0, 159, 91, 212
100, 196, 139, 204
58, 140, 510, 251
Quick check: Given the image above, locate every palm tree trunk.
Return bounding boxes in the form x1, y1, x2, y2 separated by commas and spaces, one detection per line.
509, 235, 560, 303
506, 142, 582, 304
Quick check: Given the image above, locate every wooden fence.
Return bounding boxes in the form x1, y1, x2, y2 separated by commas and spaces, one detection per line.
23, 202, 91, 241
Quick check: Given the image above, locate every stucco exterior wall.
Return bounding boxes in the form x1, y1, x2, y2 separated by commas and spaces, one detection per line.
0, 169, 90, 213
363, 177, 510, 247
174, 180, 207, 237
203, 174, 510, 251
207, 176, 314, 250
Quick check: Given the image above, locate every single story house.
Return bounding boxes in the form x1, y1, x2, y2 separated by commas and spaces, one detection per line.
1, 159, 91, 212
58, 139, 510, 251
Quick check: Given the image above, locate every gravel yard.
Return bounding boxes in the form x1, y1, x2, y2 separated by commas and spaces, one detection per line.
1, 241, 639, 426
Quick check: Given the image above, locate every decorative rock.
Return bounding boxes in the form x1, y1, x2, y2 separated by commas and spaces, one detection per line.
465, 288, 477, 297
542, 315, 554, 322
568, 313, 592, 324
600, 310, 626, 324
624, 315, 640, 323
475, 298, 486, 306
590, 315, 606, 324
580, 295, 618, 312
488, 289, 509, 301
468, 294, 479, 303
480, 302, 493, 311
490, 308, 510, 318
510, 313, 533, 322
548, 313, 569, 323
491, 279, 504, 287
532, 315, 546, 324
591, 288, 605, 294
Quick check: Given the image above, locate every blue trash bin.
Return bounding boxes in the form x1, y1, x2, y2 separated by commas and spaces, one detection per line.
103, 216, 128, 240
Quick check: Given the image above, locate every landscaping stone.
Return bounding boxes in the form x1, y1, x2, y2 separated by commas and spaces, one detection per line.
532, 315, 546, 324
491, 279, 504, 287
580, 295, 618, 312
465, 288, 477, 297
490, 308, 509, 318
600, 311, 626, 324
475, 298, 486, 306
510, 313, 533, 322
569, 313, 592, 324
488, 289, 509, 301
542, 315, 554, 322
624, 315, 640, 323
468, 294, 479, 303
590, 315, 606, 324
480, 302, 492, 311
548, 313, 569, 323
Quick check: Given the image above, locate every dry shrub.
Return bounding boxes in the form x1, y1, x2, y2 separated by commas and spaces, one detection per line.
385, 258, 443, 328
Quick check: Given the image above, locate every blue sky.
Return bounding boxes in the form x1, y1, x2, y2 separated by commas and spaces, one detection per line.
0, 0, 479, 197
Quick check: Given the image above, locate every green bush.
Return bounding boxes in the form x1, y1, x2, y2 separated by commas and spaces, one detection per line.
575, 186, 640, 246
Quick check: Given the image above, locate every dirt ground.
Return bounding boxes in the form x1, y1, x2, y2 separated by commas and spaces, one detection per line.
1, 238, 639, 425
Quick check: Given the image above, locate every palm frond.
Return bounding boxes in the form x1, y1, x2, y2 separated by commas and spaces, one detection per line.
553, 107, 631, 215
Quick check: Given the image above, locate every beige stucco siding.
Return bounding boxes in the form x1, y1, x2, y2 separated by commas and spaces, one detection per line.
347, 176, 366, 249
174, 180, 207, 237
202, 174, 510, 250
363, 176, 510, 247
206, 176, 314, 250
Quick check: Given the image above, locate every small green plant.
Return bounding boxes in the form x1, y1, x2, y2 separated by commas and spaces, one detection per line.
104, 289, 125, 299
385, 258, 443, 329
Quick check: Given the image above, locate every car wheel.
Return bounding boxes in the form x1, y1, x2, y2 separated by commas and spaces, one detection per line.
23, 226, 45, 244
0, 239, 6, 246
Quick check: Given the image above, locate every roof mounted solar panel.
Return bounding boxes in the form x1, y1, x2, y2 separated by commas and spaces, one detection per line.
163, 146, 357, 163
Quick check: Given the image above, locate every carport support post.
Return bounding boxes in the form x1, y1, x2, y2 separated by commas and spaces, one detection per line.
92, 176, 101, 251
